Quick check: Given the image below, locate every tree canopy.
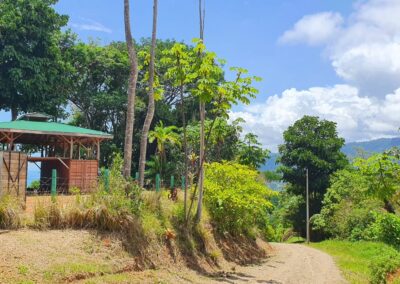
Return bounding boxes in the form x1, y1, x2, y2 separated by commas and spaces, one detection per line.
278, 115, 348, 235
0, 0, 70, 119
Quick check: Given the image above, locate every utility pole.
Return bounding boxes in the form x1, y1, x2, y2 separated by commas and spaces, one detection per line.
306, 168, 310, 244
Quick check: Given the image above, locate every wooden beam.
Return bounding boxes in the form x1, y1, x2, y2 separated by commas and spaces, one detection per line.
57, 158, 69, 169
0, 131, 12, 141
70, 137, 74, 159
9, 132, 14, 150
0, 128, 112, 139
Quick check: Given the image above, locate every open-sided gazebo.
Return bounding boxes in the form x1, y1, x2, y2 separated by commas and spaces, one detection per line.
0, 113, 112, 197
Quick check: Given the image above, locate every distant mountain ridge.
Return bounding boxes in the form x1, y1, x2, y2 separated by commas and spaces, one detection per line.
260, 137, 400, 172
342, 137, 400, 157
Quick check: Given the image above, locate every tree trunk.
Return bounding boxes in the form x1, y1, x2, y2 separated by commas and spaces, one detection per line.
384, 199, 396, 214
138, 0, 158, 187
123, 0, 139, 179
181, 85, 189, 219
195, 0, 206, 223
11, 107, 18, 121
196, 101, 205, 222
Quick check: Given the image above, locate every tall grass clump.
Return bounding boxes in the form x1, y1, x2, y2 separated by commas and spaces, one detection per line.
32, 154, 147, 254
0, 195, 22, 229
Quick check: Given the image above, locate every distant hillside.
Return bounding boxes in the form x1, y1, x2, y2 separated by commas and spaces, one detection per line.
260, 137, 400, 172
260, 152, 279, 171
342, 137, 400, 157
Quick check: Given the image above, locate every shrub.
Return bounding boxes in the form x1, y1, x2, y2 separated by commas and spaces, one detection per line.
312, 167, 383, 239
366, 212, 400, 249
29, 180, 40, 190
97, 153, 143, 215
370, 248, 400, 284
204, 162, 276, 235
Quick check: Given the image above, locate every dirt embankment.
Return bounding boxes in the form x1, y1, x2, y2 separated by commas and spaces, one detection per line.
0, 230, 345, 283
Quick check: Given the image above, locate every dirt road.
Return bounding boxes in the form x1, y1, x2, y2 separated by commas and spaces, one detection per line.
214, 243, 346, 284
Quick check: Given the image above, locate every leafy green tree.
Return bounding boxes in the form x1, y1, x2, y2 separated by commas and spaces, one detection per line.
237, 133, 270, 169
313, 152, 400, 245
189, 41, 261, 222
354, 153, 400, 213
264, 170, 282, 182
190, 40, 224, 222
66, 41, 133, 166
0, 0, 69, 119
312, 167, 380, 239
161, 42, 193, 216
186, 117, 244, 163
148, 121, 181, 178
278, 115, 348, 235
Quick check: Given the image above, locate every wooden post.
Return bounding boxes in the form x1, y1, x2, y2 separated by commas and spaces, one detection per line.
70, 137, 73, 159
181, 176, 185, 191
51, 169, 57, 201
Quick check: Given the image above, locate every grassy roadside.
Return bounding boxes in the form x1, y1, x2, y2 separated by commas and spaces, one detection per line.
310, 240, 400, 284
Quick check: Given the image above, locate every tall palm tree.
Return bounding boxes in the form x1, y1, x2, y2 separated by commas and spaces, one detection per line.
123, 0, 139, 178
148, 121, 181, 177
138, 0, 158, 187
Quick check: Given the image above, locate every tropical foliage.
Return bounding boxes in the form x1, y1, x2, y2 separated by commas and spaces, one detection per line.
204, 162, 276, 235
313, 153, 400, 247
278, 115, 348, 235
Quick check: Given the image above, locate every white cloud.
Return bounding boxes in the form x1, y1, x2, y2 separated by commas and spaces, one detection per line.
332, 42, 400, 96
238, 0, 400, 150
279, 12, 343, 45
230, 86, 400, 151
280, 0, 400, 97
70, 19, 112, 34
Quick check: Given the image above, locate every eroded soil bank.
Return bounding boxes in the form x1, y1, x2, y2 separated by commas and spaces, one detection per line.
0, 230, 345, 283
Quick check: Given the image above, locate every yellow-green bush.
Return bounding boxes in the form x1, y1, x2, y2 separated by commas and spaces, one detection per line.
204, 162, 276, 235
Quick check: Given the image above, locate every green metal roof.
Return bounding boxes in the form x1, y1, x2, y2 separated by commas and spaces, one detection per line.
0, 120, 112, 139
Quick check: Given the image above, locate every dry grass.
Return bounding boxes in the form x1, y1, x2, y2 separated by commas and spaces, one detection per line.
0, 195, 23, 229
25, 195, 79, 215
0, 190, 271, 283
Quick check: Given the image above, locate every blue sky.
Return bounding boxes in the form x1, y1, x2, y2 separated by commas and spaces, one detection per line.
2, 0, 400, 150
1, 0, 352, 121
54, 0, 353, 98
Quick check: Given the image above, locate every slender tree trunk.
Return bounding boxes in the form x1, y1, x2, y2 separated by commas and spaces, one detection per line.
196, 0, 206, 223
123, 0, 139, 178
196, 102, 205, 222
138, 0, 158, 187
181, 85, 189, 219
